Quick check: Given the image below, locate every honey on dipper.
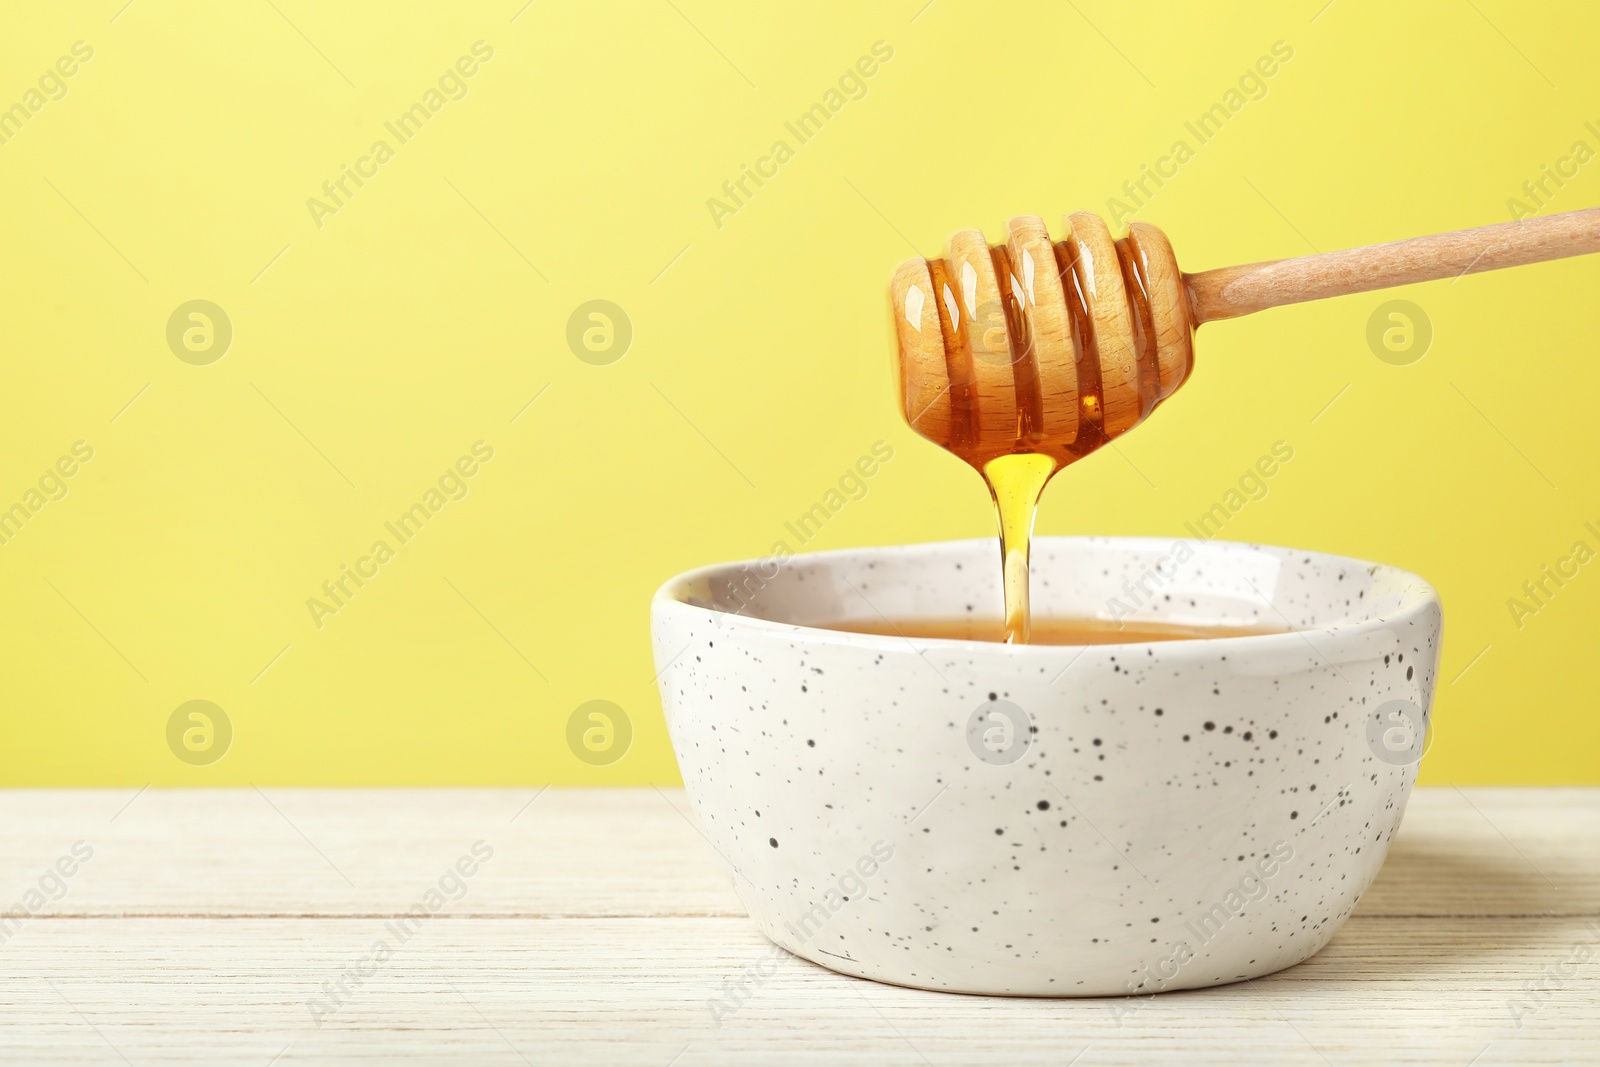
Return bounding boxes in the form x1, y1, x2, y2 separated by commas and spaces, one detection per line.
891, 212, 1194, 643
888, 206, 1600, 643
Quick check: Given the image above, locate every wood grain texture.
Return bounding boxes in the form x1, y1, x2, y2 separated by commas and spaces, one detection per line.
1065, 211, 1142, 438
1006, 215, 1080, 442
1, 787, 1596, 1065
1184, 207, 1600, 322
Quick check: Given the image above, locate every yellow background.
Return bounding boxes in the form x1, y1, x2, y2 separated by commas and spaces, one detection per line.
1, 0, 1596, 785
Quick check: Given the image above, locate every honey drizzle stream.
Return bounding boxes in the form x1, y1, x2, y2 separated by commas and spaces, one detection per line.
977, 238, 1100, 646
976, 237, 1104, 646
909, 232, 1157, 644
984, 242, 1054, 644
981, 453, 1058, 644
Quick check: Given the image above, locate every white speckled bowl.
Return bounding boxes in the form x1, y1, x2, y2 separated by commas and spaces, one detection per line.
651, 537, 1441, 996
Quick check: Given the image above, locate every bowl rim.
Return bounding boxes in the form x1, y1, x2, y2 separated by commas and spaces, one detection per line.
651, 535, 1441, 656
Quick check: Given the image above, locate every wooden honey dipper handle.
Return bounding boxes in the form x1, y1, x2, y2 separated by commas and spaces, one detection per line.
889, 206, 1600, 470
1185, 206, 1600, 323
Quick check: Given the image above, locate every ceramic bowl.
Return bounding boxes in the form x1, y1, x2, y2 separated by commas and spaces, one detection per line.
651, 536, 1441, 996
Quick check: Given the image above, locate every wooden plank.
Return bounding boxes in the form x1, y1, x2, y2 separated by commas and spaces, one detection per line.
1357, 787, 1599, 916
0, 788, 1593, 919
0, 787, 745, 918
1, 788, 1596, 1063
1, 916, 1596, 1065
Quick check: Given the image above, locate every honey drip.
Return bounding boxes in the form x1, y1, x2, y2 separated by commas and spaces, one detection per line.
983, 453, 1056, 644
890, 214, 1196, 643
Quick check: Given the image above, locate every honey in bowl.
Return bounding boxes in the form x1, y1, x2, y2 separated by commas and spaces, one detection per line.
817, 615, 1284, 645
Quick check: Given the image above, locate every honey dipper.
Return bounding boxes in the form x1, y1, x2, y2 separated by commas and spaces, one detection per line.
888, 207, 1600, 642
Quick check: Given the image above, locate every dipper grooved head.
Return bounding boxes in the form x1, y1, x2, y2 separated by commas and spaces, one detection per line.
890, 212, 1195, 467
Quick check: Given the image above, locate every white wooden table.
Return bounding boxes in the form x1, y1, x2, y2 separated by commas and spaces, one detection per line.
1, 787, 1595, 1065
